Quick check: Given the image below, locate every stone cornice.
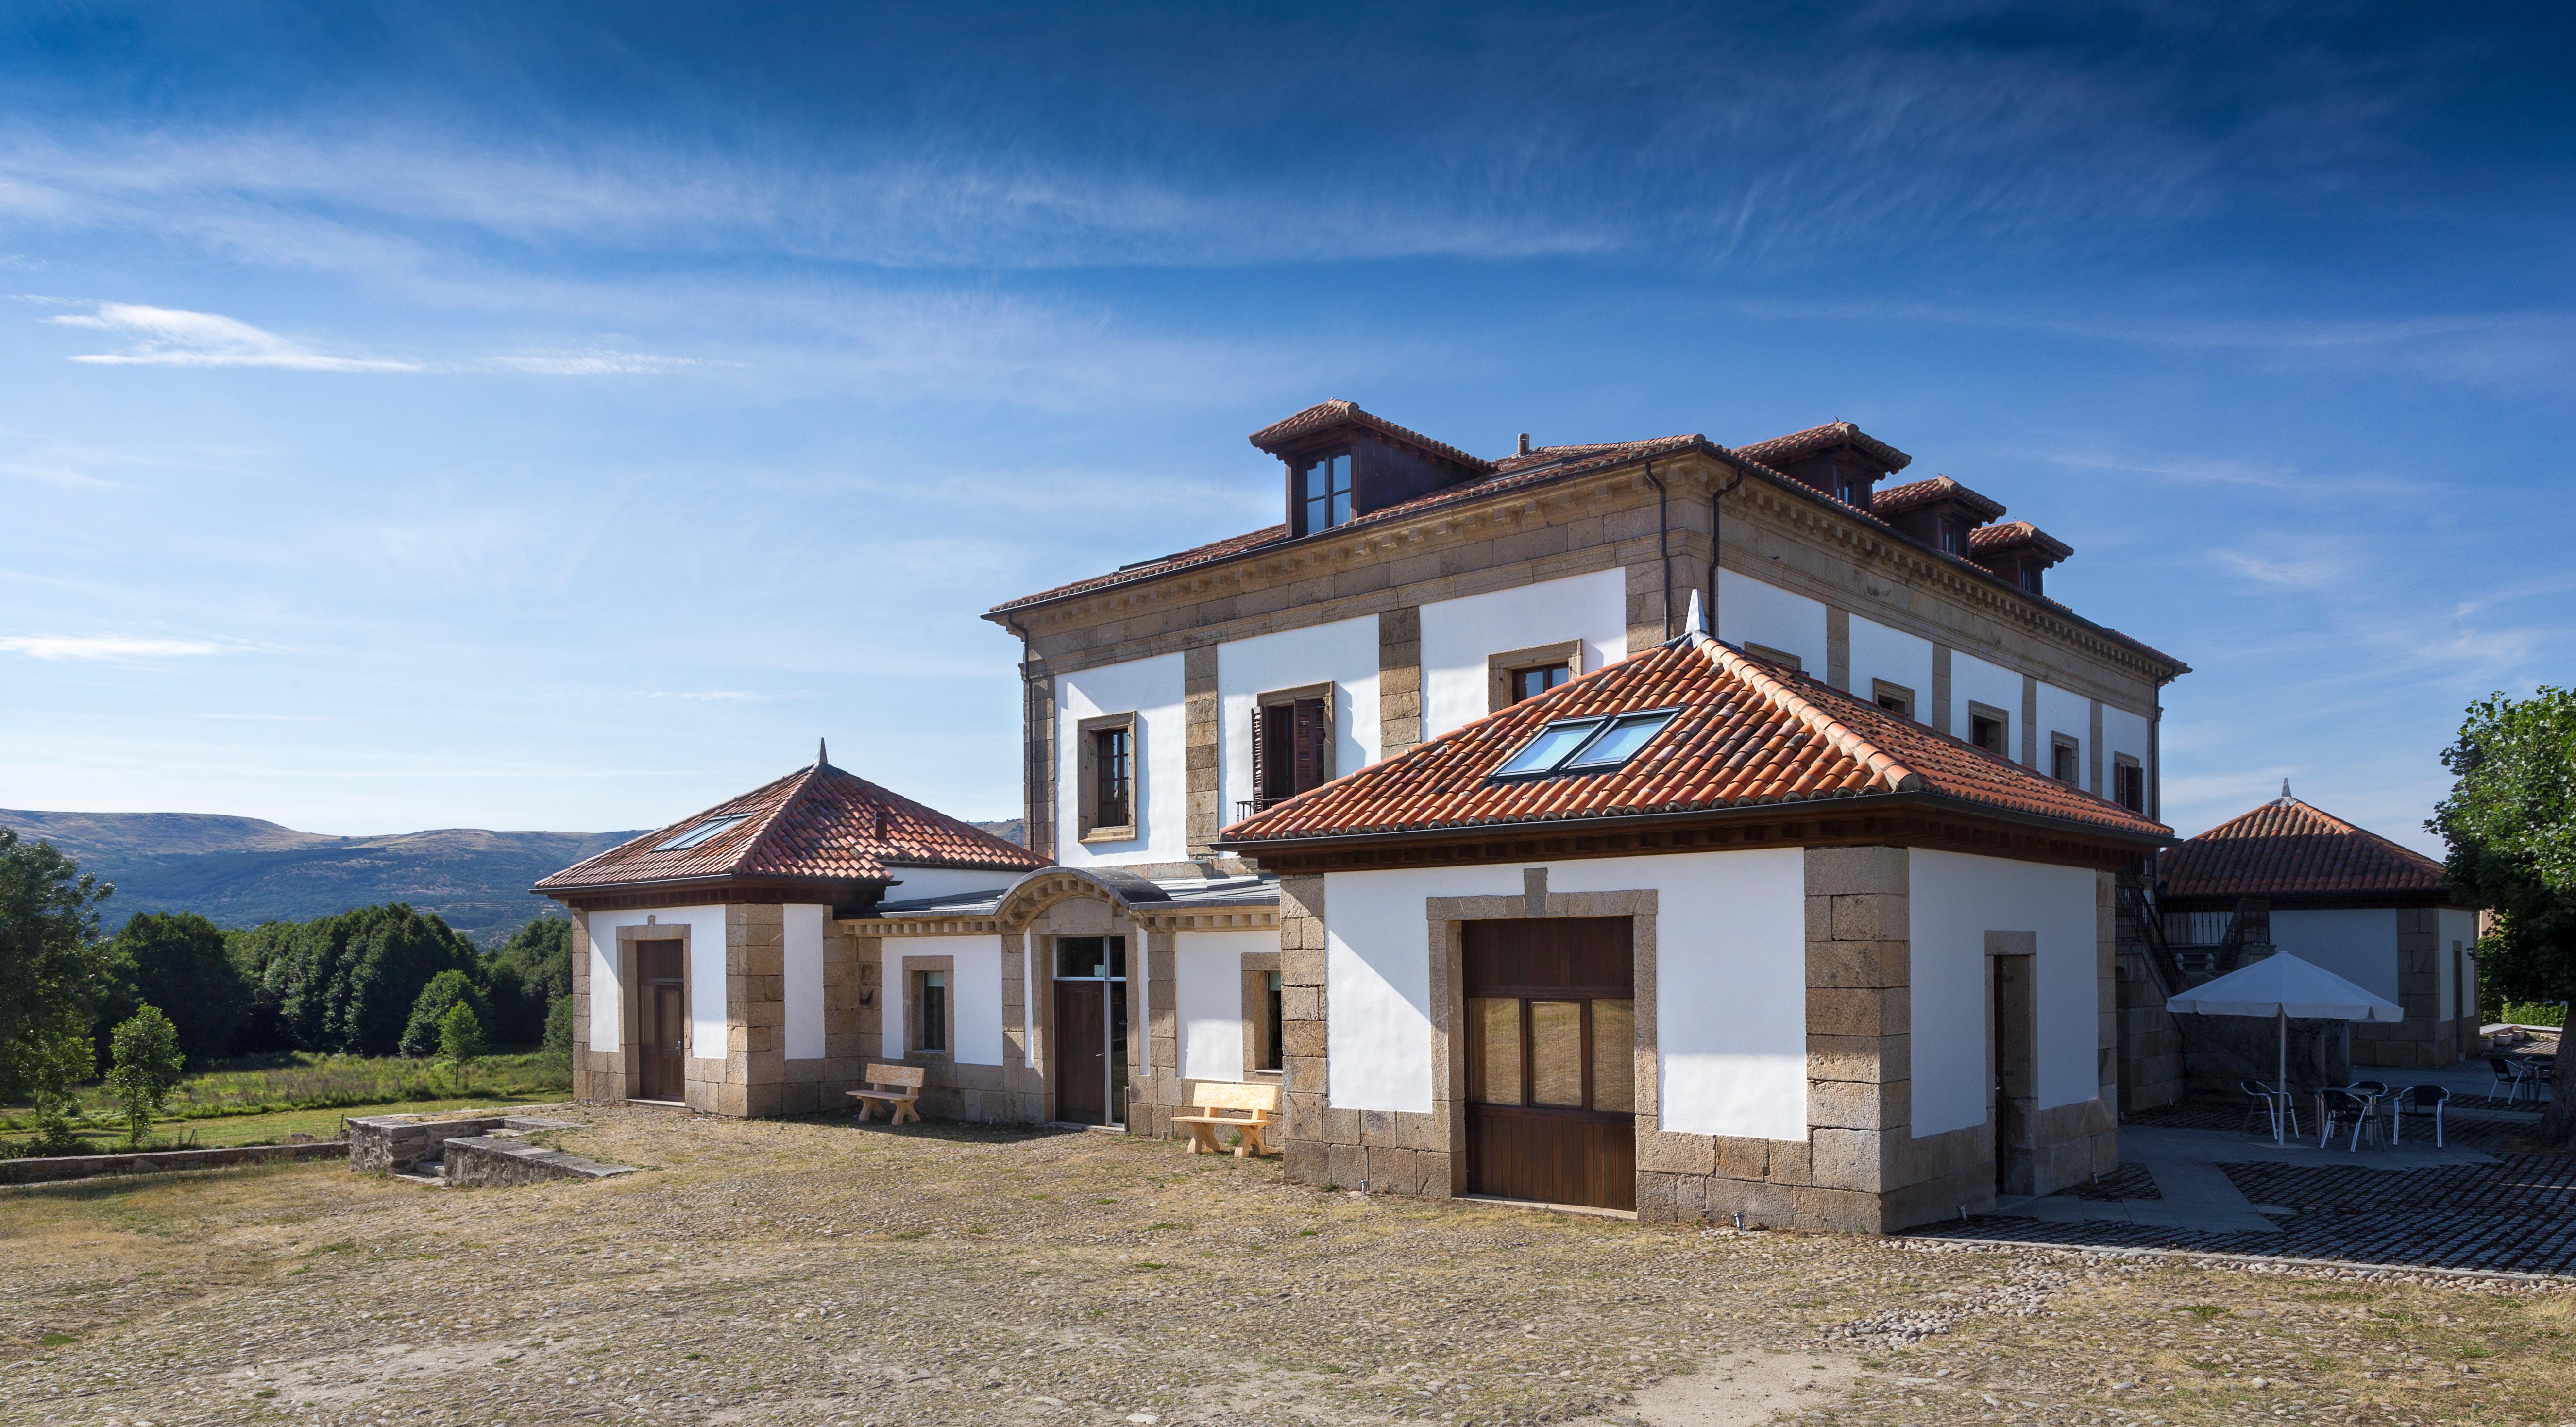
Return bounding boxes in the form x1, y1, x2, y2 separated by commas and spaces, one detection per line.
836, 915, 1001, 936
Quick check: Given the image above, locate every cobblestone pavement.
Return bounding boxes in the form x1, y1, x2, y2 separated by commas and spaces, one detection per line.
4, 1106, 2572, 1427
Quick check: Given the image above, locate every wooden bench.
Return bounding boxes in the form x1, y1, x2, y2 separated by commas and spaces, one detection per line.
1170, 1082, 1279, 1158
847, 1064, 925, 1125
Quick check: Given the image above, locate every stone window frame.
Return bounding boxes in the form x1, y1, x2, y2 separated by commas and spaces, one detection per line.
1966, 699, 2012, 758
1239, 949, 1284, 1077
1423, 868, 1660, 1198
1074, 711, 1139, 844
2110, 753, 2144, 814
2049, 732, 2082, 786
1869, 679, 1916, 722
614, 919, 696, 1104
1485, 640, 1584, 714
1743, 641, 1803, 674
899, 952, 957, 1063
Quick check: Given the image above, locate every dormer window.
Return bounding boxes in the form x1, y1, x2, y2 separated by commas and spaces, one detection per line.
1301, 452, 1353, 534
1939, 521, 1966, 555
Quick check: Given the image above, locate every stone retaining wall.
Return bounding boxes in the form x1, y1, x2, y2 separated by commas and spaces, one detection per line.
441, 1135, 636, 1186
346, 1110, 578, 1173
0, 1141, 346, 1185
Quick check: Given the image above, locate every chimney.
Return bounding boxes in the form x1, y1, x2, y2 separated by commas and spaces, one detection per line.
1517, 432, 1531, 455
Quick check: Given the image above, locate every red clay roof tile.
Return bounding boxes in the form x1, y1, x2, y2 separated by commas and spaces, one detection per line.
1216, 634, 2167, 846
1874, 475, 2006, 521
1248, 399, 1495, 473
1969, 520, 2073, 561
2162, 794, 2451, 901
535, 760, 1046, 895
1734, 421, 1913, 473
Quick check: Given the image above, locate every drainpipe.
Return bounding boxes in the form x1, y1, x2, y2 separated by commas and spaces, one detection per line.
1644, 460, 1672, 640
1709, 465, 1746, 638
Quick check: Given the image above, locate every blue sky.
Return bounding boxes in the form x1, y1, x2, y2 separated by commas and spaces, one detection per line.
3, 2, 2569, 854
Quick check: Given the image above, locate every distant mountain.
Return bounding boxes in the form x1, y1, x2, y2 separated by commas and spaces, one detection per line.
0, 809, 644, 945
972, 817, 1027, 848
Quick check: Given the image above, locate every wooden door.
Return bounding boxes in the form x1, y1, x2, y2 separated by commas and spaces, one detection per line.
1462, 917, 1636, 1211
636, 940, 685, 1102
1054, 980, 1107, 1125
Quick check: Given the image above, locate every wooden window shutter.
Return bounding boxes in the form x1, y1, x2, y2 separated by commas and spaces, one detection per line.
1292, 697, 1326, 794
1249, 702, 1268, 804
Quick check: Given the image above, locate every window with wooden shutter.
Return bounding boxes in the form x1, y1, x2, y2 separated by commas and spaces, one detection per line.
1244, 685, 1335, 818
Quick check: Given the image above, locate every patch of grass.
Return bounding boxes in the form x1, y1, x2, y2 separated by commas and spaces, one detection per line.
39, 1333, 75, 1346
1146, 1222, 1186, 1231
682, 1352, 703, 1360
252, 1388, 277, 1399
2182, 1305, 2230, 1320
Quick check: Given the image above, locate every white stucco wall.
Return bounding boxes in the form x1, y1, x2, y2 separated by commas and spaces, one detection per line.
1556, 850, 1808, 1141
883, 864, 1029, 903
1175, 929, 1279, 1083
1716, 568, 1827, 673
2035, 681, 2093, 791
2100, 703, 2152, 806
1948, 651, 2026, 764
1055, 652, 1186, 867
1218, 615, 1381, 824
1319, 851, 1809, 1139
884, 933, 1006, 1066
783, 904, 826, 1061
1322, 866, 1519, 1113
1846, 614, 1934, 712
1907, 850, 2101, 1137
2438, 907, 2478, 1022
2271, 909, 2400, 1003
1417, 569, 1628, 742
582, 904, 729, 1056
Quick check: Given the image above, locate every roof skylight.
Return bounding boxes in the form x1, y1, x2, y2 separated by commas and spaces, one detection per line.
653, 814, 750, 852
1492, 709, 1680, 779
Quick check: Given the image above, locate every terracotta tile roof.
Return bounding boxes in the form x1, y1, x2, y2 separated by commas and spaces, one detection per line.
1874, 475, 2006, 522
1217, 633, 2168, 847
535, 758, 1047, 895
1247, 399, 1495, 473
1733, 421, 1913, 474
2162, 792, 2452, 902
1969, 520, 2073, 561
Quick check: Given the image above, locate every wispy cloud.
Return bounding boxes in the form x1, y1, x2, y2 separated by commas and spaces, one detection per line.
2209, 538, 2368, 591
0, 633, 233, 660
48, 303, 421, 371
643, 690, 784, 703
485, 350, 703, 375
0, 458, 132, 490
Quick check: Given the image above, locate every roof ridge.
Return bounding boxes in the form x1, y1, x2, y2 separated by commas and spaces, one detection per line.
1696, 639, 1923, 794
727, 762, 826, 876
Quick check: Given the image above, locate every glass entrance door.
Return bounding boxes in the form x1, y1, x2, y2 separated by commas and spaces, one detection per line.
1462, 917, 1636, 1210
1051, 935, 1128, 1126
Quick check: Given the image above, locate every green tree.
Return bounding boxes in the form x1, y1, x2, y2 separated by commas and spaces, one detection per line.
263, 904, 478, 1056
436, 1000, 487, 1064
399, 968, 494, 1059
105, 912, 251, 1065
0, 830, 115, 1147
2431, 685, 2576, 1143
485, 915, 572, 1046
105, 1005, 186, 1147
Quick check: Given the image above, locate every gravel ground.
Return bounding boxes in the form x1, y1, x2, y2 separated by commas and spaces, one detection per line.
2, 1104, 2571, 1427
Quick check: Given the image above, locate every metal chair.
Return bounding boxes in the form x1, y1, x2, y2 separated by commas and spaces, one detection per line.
2488, 1054, 2527, 1105
2391, 1085, 2447, 1148
2318, 1087, 2382, 1151
2240, 1079, 2298, 1141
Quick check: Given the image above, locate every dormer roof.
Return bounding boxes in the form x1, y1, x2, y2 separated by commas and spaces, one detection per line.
534, 756, 1046, 899
1875, 475, 2006, 522
1247, 399, 1495, 476
1969, 520, 2073, 563
1734, 421, 1913, 476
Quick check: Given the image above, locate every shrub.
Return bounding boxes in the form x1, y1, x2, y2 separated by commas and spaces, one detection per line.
437, 1000, 487, 1064
399, 969, 493, 1059
2497, 999, 2568, 1028
106, 1005, 186, 1146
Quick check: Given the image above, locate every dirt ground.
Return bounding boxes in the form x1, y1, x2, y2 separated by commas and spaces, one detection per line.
1, 1104, 2569, 1427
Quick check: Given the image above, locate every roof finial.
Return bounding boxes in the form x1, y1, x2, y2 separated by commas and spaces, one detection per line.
1685, 587, 1709, 636
817, 737, 830, 769
2280, 777, 2293, 802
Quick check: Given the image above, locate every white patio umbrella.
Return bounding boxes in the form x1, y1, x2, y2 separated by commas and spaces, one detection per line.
2166, 951, 2406, 1091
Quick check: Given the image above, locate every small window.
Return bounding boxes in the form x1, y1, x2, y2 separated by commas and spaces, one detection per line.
1055, 935, 1126, 980
1508, 663, 1569, 704
2113, 756, 2145, 814
1939, 522, 1966, 555
652, 814, 749, 852
1301, 452, 1353, 533
1871, 680, 1915, 721
2018, 561, 2044, 594
1092, 725, 1131, 828
1742, 642, 1803, 673
1494, 709, 1679, 779
918, 971, 947, 1053
2051, 735, 2080, 785
1249, 692, 1332, 815
1260, 970, 1283, 1072
1495, 717, 1608, 776
1968, 706, 2008, 757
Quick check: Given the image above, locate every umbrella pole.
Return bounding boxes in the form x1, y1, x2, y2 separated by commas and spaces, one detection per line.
2278, 1009, 2290, 1143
